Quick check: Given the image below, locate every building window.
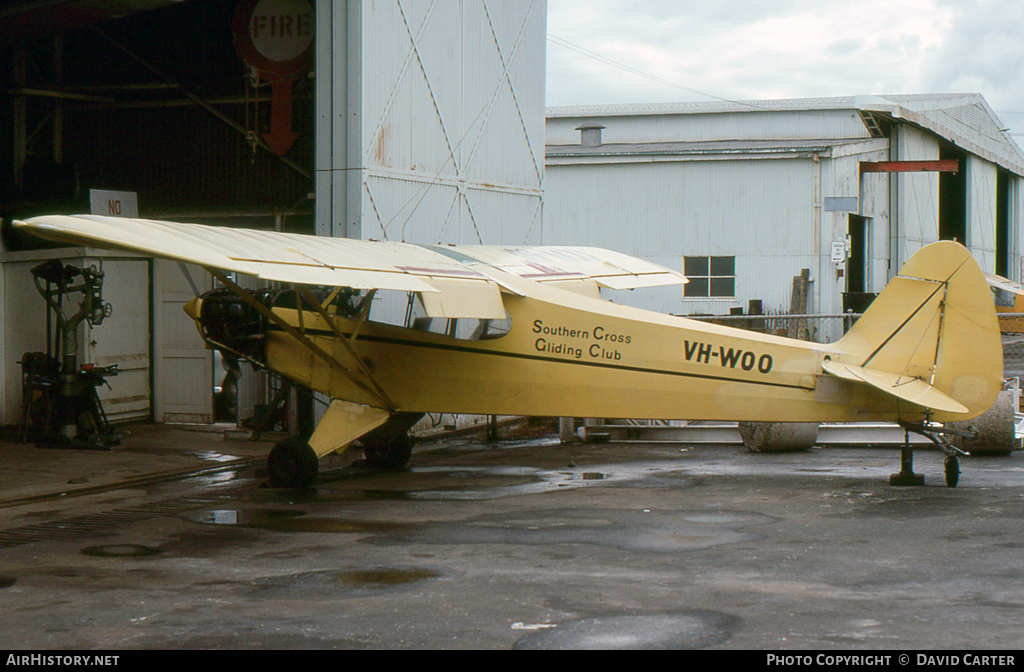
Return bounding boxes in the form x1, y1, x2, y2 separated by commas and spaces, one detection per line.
684, 256, 735, 298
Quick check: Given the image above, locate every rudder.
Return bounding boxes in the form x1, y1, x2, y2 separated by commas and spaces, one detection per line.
833, 241, 1001, 421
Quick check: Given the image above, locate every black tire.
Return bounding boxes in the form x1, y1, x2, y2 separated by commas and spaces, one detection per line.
362, 433, 414, 470
944, 455, 960, 488
267, 437, 319, 488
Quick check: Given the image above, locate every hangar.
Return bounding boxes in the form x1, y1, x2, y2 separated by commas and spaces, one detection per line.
0, 0, 545, 430
544, 94, 1024, 340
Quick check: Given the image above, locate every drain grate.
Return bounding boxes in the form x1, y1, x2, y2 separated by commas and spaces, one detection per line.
0, 497, 217, 549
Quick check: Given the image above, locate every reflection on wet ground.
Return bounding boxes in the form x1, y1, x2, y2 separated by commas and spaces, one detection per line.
247, 460, 693, 504
193, 451, 242, 463
179, 503, 771, 553
366, 507, 774, 553
183, 509, 416, 535
80, 544, 163, 558
512, 612, 742, 650
251, 566, 450, 599
403, 462, 690, 500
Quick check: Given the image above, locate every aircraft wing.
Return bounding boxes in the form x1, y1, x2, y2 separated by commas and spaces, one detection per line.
984, 271, 1024, 309
442, 245, 687, 290
984, 272, 1024, 296
12, 215, 685, 319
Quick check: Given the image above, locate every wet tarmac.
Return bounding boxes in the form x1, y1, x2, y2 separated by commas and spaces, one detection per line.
0, 421, 1023, 650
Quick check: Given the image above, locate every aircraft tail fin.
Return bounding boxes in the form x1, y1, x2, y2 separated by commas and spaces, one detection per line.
831, 241, 1001, 421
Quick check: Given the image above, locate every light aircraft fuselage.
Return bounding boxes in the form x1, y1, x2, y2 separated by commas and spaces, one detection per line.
12, 215, 1004, 488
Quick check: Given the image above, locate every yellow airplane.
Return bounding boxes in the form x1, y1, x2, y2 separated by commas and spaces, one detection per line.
13, 215, 1003, 488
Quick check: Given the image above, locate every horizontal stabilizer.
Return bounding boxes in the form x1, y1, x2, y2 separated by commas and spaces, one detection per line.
822, 360, 968, 414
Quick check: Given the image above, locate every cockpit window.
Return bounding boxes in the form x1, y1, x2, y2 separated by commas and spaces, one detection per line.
406, 293, 511, 340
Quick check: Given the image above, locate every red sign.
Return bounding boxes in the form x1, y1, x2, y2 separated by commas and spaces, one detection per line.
232, 0, 314, 155
232, 0, 314, 78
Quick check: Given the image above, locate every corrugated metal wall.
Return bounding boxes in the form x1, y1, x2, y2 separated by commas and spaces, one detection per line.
359, 0, 545, 249
316, 0, 545, 244
543, 157, 818, 315
967, 156, 998, 272
891, 126, 941, 268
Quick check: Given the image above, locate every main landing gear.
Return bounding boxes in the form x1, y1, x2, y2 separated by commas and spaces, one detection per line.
265, 412, 424, 488
891, 422, 975, 488
267, 437, 319, 489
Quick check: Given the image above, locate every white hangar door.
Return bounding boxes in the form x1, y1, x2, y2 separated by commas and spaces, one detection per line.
153, 259, 213, 423
322, 1, 545, 329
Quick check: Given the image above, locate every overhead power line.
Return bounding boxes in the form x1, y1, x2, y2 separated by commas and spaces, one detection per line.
547, 33, 768, 111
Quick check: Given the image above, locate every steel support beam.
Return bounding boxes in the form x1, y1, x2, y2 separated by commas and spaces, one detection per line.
860, 160, 959, 174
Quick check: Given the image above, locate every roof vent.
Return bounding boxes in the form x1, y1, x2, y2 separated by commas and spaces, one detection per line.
576, 122, 606, 148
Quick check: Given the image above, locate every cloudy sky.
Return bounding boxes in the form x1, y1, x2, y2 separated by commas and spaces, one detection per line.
546, 0, 1024, 135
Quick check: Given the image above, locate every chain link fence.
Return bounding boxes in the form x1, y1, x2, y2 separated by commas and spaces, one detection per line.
999, 315, 1024, 379
687, 312, 860, 345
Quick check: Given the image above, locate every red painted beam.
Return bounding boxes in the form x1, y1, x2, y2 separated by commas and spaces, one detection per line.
860, 160, 959, 174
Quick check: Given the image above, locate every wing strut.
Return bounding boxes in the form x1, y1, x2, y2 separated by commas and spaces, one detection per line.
208, 270, 396, 411
296, 286, 394, 410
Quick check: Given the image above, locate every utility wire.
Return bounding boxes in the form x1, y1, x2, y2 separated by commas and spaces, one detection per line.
547, 33, 770, 111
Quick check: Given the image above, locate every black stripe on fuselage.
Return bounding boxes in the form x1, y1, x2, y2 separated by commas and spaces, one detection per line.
268, 325, 807, 391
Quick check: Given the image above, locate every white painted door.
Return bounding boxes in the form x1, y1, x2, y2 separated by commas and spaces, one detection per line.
153, 259, 213, 423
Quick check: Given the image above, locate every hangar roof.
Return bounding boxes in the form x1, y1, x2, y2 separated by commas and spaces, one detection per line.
548, 93, 1024, 176
547, 137, 878, 161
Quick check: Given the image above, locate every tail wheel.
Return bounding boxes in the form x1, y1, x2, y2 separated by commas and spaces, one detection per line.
267, 437, 319, 488
362, 433, 414, 470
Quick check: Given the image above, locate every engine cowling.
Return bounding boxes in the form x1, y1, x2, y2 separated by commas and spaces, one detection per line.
186, 287, 361, 363
193, 288, 269, 362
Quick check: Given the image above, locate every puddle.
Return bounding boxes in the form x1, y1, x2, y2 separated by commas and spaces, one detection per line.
408, 463, 689, 501
183, 471, 240, 487
184, 509, 415, 534
249, 518, 414, 534
512, 612, 741, 650
257, 489, 411, 505
680, 514, 750, 525
332, 567, 442, 587
194, 451, 239, 463
253, 566, 447, 597
365, 508, 774, 553
186, 509, 305, 525
0, 577, 16, 589
80, 544, 163, 558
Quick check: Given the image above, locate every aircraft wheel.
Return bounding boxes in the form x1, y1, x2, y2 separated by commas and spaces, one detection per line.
944, 455, 960, 488
362, 433, 414, 470
267, 437, 319, 488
